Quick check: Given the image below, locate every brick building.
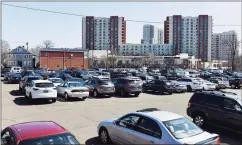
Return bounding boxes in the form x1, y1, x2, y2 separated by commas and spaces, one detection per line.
40, 48, 88, 70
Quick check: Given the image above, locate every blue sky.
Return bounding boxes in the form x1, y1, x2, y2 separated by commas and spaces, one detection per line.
2, 2, 241, 50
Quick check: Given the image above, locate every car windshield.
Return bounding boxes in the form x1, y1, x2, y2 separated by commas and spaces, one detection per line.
35, 83, 54, 88
68, 82, 85, 87
163, 117, 203, 139
18, 133, 80, 145
49, 78, 64, 83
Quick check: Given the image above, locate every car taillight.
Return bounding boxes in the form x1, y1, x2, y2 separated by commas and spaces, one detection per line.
216, 137, 220, 144
188, 103, 191, 108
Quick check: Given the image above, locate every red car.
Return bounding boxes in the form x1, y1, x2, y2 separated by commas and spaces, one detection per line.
1, 121, 80, 145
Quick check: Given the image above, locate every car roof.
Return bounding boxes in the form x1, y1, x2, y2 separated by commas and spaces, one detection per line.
10, 121, 67, 141
32, 80, 52, 83
132, 109, 183, 122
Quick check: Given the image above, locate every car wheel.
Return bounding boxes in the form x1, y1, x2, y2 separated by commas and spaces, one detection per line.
64, 92, 70, 101
99, 127, 111, 144
187, 85, 192, 92
51, 98, 56, 103
120, 89, 126, 97
134, 93, 139, 97
193, 114, 206, 128
231, 84, 235, 89
93, 90, 99, 98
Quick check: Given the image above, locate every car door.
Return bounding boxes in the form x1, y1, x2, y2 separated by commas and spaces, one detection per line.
132, 116, 162, 144
113, 114, 141, 144
146, 80, 155, 90
221, 98, 242, 131
86, 80, 96, 92
115, 79, 124, 93
59, 82, 68, 95
1, 128, 17, 145
57, 82, 64, 95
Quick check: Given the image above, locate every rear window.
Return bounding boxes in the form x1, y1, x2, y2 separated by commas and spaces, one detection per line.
35, 83, 54, 88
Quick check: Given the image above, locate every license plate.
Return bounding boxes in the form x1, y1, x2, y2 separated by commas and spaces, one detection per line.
44, 90, 48, 93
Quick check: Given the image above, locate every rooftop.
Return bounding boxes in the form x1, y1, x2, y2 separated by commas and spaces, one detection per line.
40, 48, 87, 52
11, 121, 67, 140
134, 109, 183, 122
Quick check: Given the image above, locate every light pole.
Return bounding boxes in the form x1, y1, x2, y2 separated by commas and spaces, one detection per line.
45, 52, 48, 71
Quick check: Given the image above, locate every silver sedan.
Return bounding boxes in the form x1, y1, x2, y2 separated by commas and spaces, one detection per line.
97, 108, 220, 144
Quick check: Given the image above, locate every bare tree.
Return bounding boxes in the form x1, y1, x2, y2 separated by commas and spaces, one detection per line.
220, 34, 239, 71
1, 40, 10, 66
42, 40, 54, 48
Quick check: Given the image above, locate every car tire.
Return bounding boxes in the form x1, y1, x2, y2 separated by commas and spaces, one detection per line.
64, 92, 70, 101
120, 89, 126, 97
193, 113, 207, 128
99, 127, 111, 144
51, 98, 56, 103
134, 93, 139, 97
93, 90, 99, 98
187, 85, 192, 92
231, 84, 235, 89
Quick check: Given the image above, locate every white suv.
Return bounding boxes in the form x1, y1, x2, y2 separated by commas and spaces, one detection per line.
177, 78, 203, 92
25, 80, 57, 103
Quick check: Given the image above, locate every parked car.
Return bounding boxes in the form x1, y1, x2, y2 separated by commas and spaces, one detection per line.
97, 108, 220, 144
197, 79, 216, 90
6, 73, 22, 84
19, 75, 43, 93
21, 69, 35, 77
3, 72, 13, 82
95, 71, 111, 79
143, 79, 174, 94
209, 77, 230, 88
86, 78, 115, 97
229, 78, 242, 89
139, 75, 154, 84
10, 66, 22, 73
81, 71, 97, 80
112, 77, 142, 97
48, 78, 64, 87
169, 80, 187, 93
187, 90, 242, 132
65, 77, 84, 83
1, 121, 80, 145
25, 80, 57, 102
177, 78, 203, 92
56, 81, 89, 101
59, 73, 73, 80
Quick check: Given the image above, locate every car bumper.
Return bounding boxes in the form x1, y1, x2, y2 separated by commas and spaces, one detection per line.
175, 86, 187, 92
99, 89, 115, 94
127, 89, 142, 93
69, 92, 89, 98
32, 92, 57, 99
193, 86, 203, 90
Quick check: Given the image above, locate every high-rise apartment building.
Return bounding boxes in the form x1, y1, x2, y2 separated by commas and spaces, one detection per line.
141, 24, 163, 44
164, 15, 212, 61
212, 30, 237, 61
82, 16, 126, 52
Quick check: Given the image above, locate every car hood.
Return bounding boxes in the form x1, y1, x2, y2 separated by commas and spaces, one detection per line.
178, 132, 218, 144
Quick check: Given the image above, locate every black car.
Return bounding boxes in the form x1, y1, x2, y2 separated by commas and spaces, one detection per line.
112, 77, 142, 97
142, 79, 174, 95
6, 73, 22, 84
229, 78, 242, 89
19, 75, 43, 93
187, 90, 242, 132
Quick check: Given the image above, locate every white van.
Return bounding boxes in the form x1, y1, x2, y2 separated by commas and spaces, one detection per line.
10, 66, 22, 73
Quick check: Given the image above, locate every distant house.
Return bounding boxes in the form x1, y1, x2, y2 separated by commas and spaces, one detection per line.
6, 46, 34, 68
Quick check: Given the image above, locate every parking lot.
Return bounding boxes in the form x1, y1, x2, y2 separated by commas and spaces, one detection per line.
2, 81, 242, 144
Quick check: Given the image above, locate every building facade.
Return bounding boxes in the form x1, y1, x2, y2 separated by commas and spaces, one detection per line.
39, 48, 88, 70
212, 30, 238, 61
6, 46, 34, 68
118, 43, 173, 56
164, 15, 212, 61
141, 24, 163, 44
82, 16, 126, 53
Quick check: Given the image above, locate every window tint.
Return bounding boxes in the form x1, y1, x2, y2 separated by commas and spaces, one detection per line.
190, 93, 209, 103
136, 117, 162, 139
206, 96, 221, 107
117, 115, 140, 130
223, 99, 241, 111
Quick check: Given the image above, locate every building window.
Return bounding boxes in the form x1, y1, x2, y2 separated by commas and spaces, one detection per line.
24, 55, 27, 58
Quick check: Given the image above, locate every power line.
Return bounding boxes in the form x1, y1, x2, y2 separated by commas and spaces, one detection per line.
2, 3, 242, 26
